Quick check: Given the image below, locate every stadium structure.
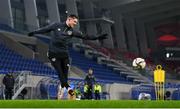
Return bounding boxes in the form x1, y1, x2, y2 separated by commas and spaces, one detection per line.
0, 0, 179, 101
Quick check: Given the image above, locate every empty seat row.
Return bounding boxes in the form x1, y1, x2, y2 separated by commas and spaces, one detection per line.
69, 47, 133, 83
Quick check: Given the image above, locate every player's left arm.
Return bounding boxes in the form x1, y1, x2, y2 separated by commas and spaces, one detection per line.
72, 30, 108, 40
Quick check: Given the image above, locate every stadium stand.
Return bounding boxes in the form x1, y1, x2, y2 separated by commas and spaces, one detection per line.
69, 47, 133, 83
0, 43, 56, 76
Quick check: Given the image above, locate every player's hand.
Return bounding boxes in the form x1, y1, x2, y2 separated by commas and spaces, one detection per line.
97, 33, 108, 40
28, 32, 35, 36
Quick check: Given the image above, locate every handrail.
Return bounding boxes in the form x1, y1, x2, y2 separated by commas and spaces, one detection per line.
13, 71, 31, 99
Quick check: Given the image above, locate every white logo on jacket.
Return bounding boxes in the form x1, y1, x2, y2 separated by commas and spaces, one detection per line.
51, 58, 56, 62
58, 28, 61, 31
67, 31, 73, 35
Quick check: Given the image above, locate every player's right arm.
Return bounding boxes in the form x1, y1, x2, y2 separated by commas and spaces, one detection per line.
28, 23, 57, 36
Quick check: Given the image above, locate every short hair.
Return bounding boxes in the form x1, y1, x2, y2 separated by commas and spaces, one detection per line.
88, 68, 93, 71
68, 14, 78, 19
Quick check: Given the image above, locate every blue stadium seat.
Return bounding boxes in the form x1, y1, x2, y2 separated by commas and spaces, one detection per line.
0, 43, 57, 76
69, 47, 132, 83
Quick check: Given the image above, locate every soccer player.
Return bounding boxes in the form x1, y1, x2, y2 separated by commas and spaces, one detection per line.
28, 14, 107, 99
84, 68, 96, 99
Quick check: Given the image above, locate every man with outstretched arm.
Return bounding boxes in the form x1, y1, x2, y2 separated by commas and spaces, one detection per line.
28, 14, 107, 99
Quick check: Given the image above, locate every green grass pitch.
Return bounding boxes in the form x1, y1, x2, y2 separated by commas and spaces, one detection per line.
0, 100, 179, 108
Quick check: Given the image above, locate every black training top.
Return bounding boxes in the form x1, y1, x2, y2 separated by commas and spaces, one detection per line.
32, 22, 99, 57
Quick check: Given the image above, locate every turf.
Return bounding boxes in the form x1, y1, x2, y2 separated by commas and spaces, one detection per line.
0, 100, 179, 108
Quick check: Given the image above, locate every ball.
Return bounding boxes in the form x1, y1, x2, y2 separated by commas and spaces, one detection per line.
132, 57, 146, 69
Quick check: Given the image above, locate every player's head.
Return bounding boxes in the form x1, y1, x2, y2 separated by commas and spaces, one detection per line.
88, 68, 93, 75
66, 14, 78, 28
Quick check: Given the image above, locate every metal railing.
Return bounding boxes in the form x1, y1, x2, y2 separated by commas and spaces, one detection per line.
13, 71, 32, 99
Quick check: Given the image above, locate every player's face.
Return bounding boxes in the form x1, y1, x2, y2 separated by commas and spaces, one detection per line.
88, 69, 93, 74
67, 17, 78, 28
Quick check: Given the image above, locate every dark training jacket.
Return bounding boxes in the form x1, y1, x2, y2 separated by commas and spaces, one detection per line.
3, 74, 15, 89
84, 74, 96, 86
31, 22, 100, 58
